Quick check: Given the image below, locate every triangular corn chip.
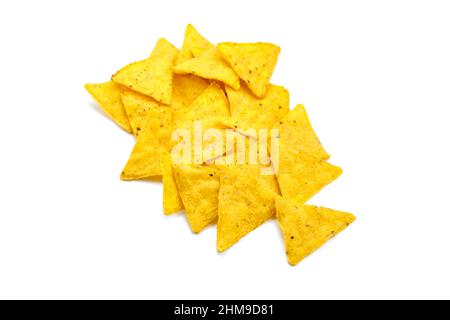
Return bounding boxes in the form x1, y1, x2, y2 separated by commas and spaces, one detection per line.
150, 38, 179, 62
276, 150, 342, 203
121, 90, 164, 136
176, 24, 213, 64
173, 47, 240, 90
274, 104, 329, 161
162, 153, 183, 215
112, 54, 174, 105
120, 105, 172, 180
223, 84, 289, 135
171, 74, 209, 113
218, 42, 280, 98
171, 83, 231, 163
276, 196, 356, 265
217, 171, 279, 252
183, 82, 230, 122
85, 81, 132, 133
173, 165, 220, 233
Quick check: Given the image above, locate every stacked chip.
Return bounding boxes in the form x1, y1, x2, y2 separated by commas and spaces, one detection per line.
85, 25, 355, 266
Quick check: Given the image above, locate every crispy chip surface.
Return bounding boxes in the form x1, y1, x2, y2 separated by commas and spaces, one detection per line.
176, 24, 213, 65
173, 47, 240, 90
217, 171, 279, 252
162, 153, 184, 215
171, 82, 231, 163
223, 84, 289, 135
120, 105, 172, 180
274, 104, 329, 161
121, 90, 164, 136
276, 196, 356, 265
173, 165, 220, 233
85, 82, 132, 133
276, 150, 342, 203
218, 42, 280, 98
171, 74, 210, 113
112, 54, 174, 105
182, 82, 230, 122
150, 38, 179, 62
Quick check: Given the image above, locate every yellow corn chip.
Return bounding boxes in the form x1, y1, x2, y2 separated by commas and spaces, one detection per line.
112, 54, 174, 105
176, 24, 214, 64
274, 104, 329, 161
173, 47, 240, 90
162, 153, 183, 215
223, 84, 289, 135
172, 74, 210, 113
276, 150, 342, 203
218, 42, 280, 98
183, 82, 230, 121
171, 83, 231, 163
121, 90, 164, 136
120, 105, 172, 180
85, 81, 132, 133
150, 38, 179, 62
173, 165, 220, 233
276, 196, 356, 265
217, 171, 279, 252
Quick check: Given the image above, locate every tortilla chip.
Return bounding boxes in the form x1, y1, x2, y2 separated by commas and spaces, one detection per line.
112, 54, 174, 105
85, 81, 132, 133
173, 165, 220, 233
274, 104, 329, 161
276, 150, 342, 203
218, 42, 280, 98
120, 105, 172, 180
172, 74, 210, 112
162, 153, 184, 215
276, 196, 356, 265
173, 47, 240, 90
170, 82, 231, 163
150, 38, 179, 62
223, 84, 289, 135
121, 90, 164, 136
183, 82, 230, 121
217, 171, 279, 252
173, 120, 231, 165
176, 24, 214, 64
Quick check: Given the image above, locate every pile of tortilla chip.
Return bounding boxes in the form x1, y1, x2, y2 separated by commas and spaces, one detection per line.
85, 25, 355, 266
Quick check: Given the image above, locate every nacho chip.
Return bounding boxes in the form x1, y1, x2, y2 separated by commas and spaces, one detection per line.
150, 38, 179, 62
276, 150, 342, 203
171, 82, 231, 163
112, 54, 174, 105
274, 104, 329, 161
162, 153, 183, 215
173, 47, 240, 90
276, 196, 356, 265
183, 82, 230, 121
85, 81, 132, 133
173, 119, 231, 165
121, 90, 164, 136
217, 171, 279, 252
218, 42, 280, 98
176, 24, 214, 64
120, 105, 172, 180
173, 165, 220, 233
172, 74, 210, 113
223, 84, 289, 135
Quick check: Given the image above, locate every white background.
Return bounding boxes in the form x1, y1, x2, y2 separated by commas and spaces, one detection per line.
0, 0, 449, 300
